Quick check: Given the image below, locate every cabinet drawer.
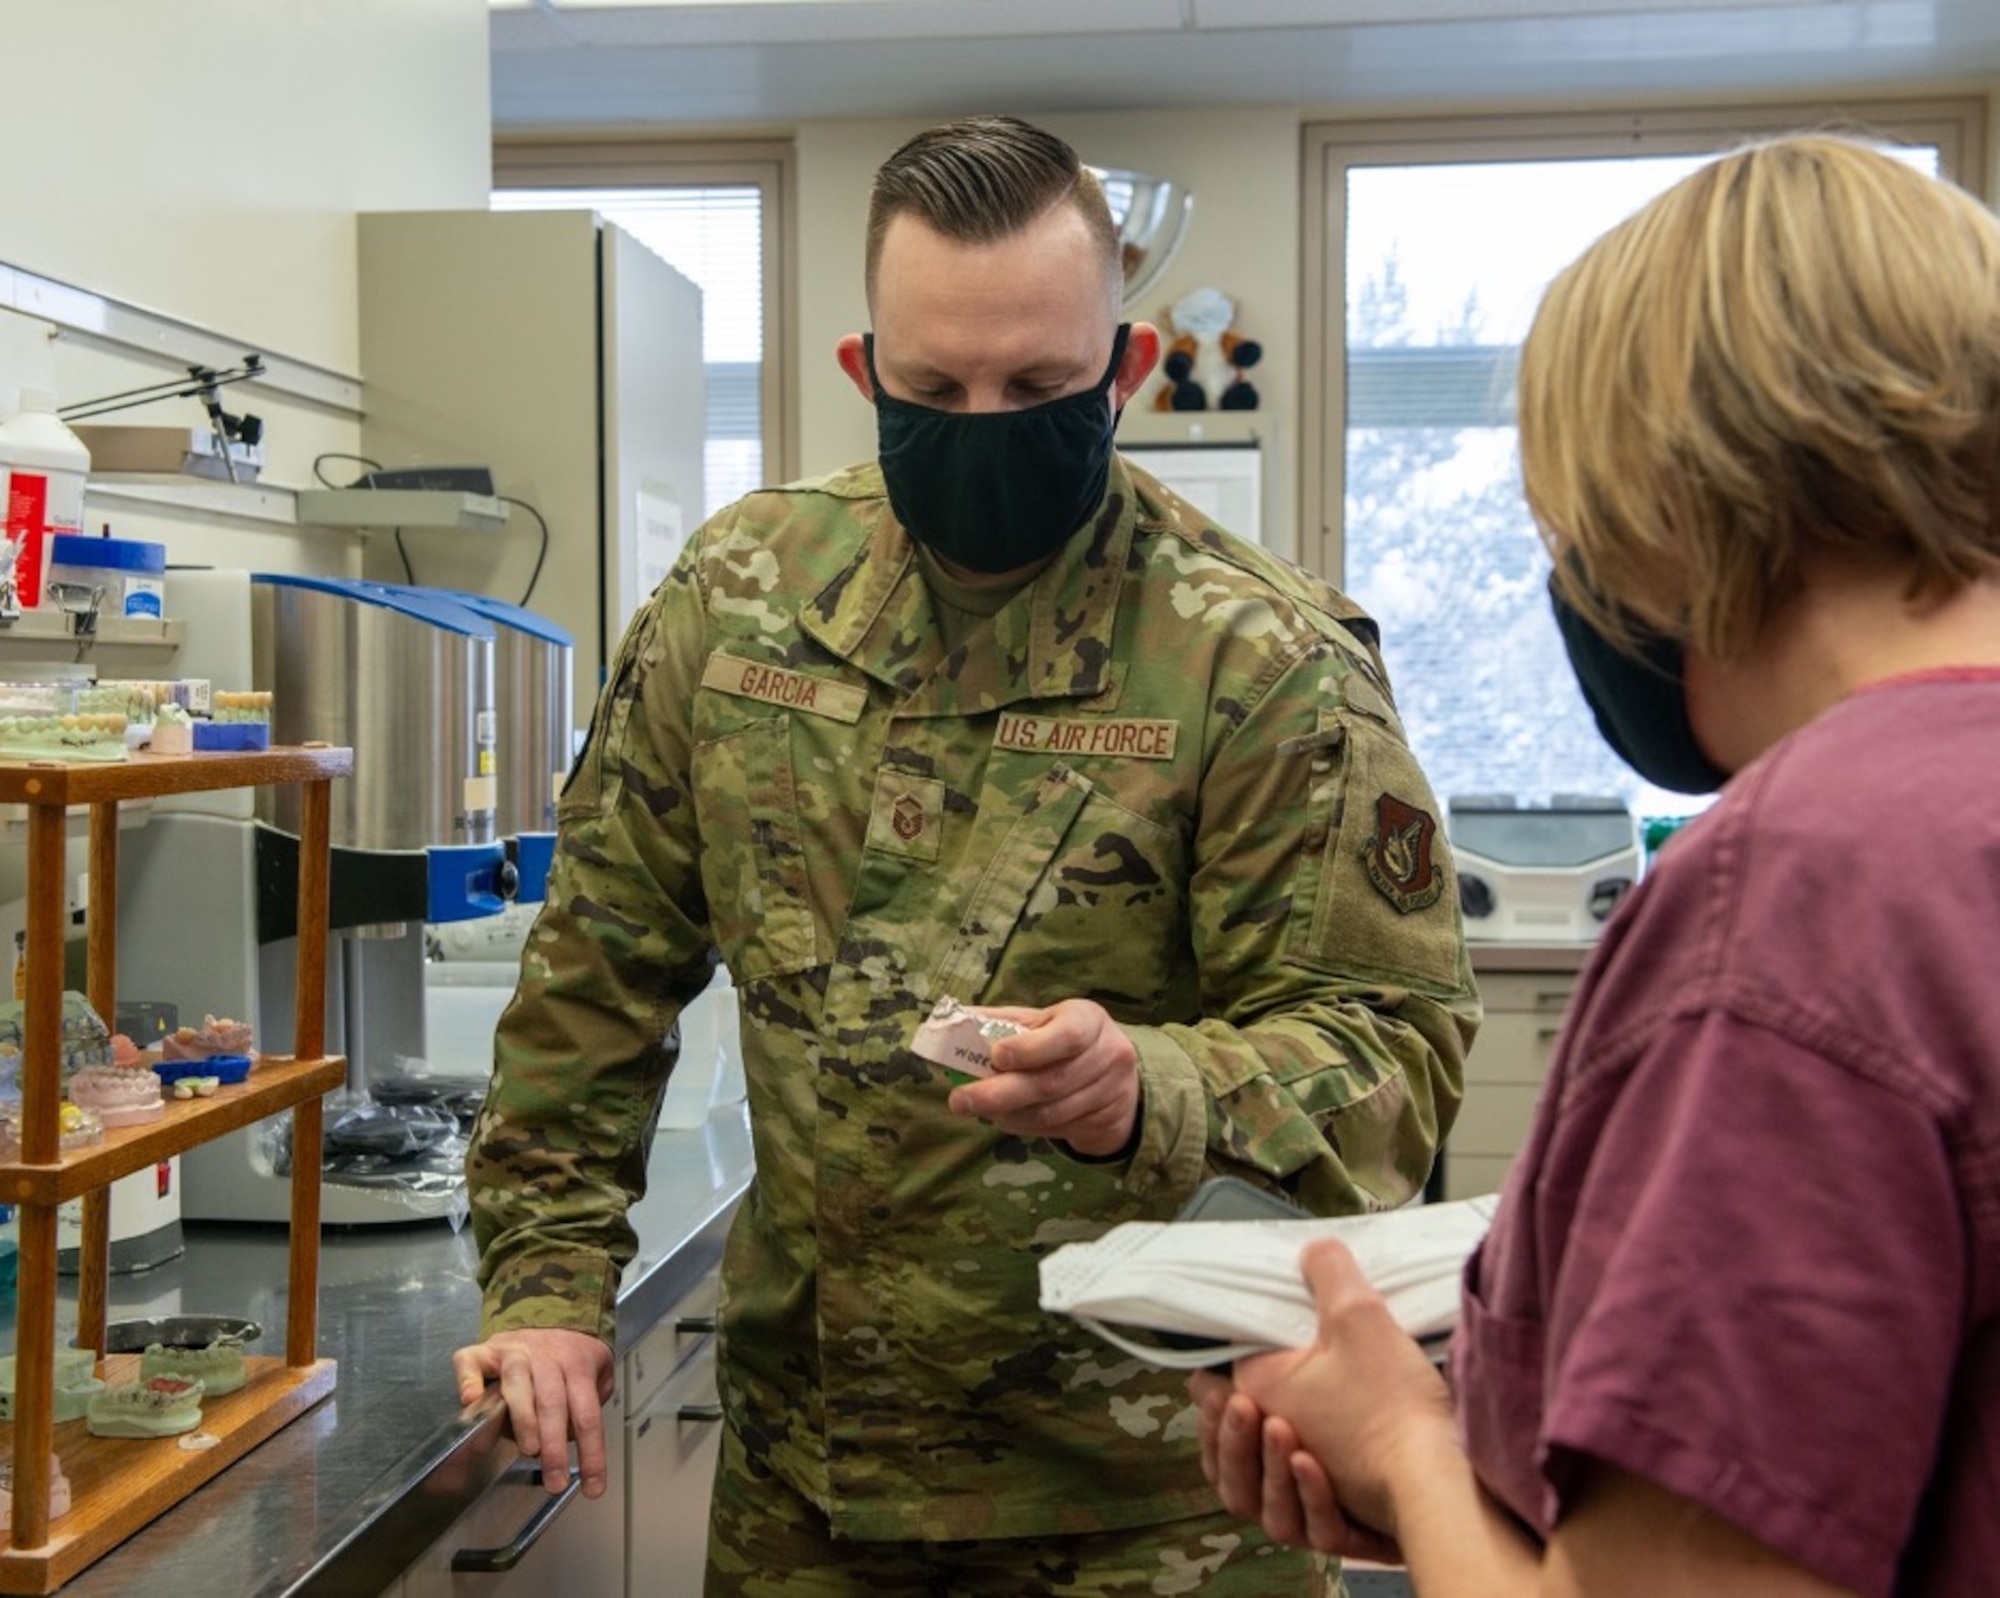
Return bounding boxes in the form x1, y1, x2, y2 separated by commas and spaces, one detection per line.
402, 1437, 625, 1597
1451, 1081, 1546, 1158
1447, 966, 1574, 1205
626, 1335, 723, 1598
1442, 1152, 1516, 1202
1464, 1010, 1564, 1087
626, 1270, 721, 1412
1475, 972, 1578, 1015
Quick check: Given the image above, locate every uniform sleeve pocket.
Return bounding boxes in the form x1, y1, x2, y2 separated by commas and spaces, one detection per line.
1283, 709, 1464, 991
691, 717, 819, 978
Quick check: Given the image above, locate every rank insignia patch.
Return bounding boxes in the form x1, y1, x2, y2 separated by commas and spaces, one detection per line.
1363, 794, 1445, 913
866, 770, 945, 862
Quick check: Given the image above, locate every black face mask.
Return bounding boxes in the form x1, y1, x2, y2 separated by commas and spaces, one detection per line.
1549, 578, 1731, 795
866, 325, 1130, 575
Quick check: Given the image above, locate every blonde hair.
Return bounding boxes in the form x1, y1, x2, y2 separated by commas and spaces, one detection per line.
1520, 133, 2000, 656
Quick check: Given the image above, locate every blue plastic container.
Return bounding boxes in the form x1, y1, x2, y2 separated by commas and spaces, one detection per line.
48, 533, 167, 618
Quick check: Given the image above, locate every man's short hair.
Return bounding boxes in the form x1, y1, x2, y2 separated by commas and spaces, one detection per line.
864, 115, 1121, 311
1520, 132, 2000, 657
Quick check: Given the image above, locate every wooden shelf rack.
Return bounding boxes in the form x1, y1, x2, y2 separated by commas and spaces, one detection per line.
0, 744, 352, 1593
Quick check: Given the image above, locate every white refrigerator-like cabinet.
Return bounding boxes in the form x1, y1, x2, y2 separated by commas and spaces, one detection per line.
355, 209, 706, 725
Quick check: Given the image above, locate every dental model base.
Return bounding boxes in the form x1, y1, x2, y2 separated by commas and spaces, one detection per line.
0, 714, 128, 764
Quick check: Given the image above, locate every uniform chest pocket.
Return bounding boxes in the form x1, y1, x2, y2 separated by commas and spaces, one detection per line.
930, 764, 1189, 1015
691, 716, 819, 978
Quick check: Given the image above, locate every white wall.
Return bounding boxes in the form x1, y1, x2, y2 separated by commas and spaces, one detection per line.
3, 0, 489, 371
0, 0, 492, 577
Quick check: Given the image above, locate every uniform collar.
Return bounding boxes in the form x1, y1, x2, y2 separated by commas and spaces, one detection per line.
800, 455, 1143, 715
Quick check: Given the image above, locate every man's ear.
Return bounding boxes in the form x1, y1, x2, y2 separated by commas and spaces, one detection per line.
1113, 322, 1163, 409
836, 334, 875, 402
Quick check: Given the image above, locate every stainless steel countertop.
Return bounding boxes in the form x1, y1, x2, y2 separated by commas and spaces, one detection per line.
33, 1101, 755, 1598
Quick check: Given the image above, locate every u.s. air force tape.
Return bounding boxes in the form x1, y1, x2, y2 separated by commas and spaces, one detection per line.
994, 713, 1178, 761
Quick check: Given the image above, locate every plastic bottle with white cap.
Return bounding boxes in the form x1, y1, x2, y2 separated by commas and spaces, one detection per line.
0, 390, 90, 611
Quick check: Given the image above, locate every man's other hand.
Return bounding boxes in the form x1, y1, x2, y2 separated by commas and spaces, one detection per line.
452, 1327, 616, 1498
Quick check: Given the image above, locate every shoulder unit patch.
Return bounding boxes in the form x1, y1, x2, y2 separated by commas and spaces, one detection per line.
1363, 793, 1445, 914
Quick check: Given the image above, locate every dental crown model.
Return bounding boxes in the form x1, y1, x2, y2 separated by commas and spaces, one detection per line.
86, 1373, 205, 1439
147, 701, 193, 754
140, 1338, 245, 1397
909, 996, 1027, 1083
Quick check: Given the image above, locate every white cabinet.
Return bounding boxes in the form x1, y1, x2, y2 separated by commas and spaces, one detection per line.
624, 1270, 724, 1598
355, 209, 706, 729
396, 1384, 627, 1598
1446, 968, 1579, 1200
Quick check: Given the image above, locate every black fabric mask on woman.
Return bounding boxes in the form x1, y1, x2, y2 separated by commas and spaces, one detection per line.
1549, 577, 1731, 795
866, 325, 1130, 575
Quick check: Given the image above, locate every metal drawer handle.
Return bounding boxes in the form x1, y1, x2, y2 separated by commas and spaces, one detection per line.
450, 1465, 582, 1573
678, 1402, 724, 1424
676, 1315, 717, 1335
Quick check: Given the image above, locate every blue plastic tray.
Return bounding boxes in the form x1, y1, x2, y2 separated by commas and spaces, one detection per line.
153, 1053, 252, 1086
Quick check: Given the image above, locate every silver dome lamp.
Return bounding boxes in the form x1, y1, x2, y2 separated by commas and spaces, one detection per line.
1090, 167, 1193, 308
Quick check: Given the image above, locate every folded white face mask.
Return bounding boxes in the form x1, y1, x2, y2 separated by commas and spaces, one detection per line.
1037, 1193, 1499, 1369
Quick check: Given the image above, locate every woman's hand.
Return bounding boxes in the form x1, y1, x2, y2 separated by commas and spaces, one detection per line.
1191, 1234, 1457, 1548
1191, 1370, 1405, 1561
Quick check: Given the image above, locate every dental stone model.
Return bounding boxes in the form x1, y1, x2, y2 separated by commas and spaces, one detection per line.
211, 690, 271, 725
909, 996, 1027, 1083
0, 1347, 102, 1422
160, 1014, 254, 1062
147, 701, 193, 754
78, 682, 157, 722
191, 690, 274, 750
170, 1076, 221, 1100
0, 992, 116, 1073
86, 1373, 205, 1438
0, 1455, 71, 1529
67, 1064, 166, 1126
0, 1101, 107, 1154
0, 712, 128, 763
140, 1338, 245, 1397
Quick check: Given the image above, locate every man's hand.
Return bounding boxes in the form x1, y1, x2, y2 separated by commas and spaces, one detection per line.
946, 998, 1140, 1157
452, 1328, 616, 1499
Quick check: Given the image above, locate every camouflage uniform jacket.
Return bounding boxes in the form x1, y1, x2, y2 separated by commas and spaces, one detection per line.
469, 454, 1478, 1542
